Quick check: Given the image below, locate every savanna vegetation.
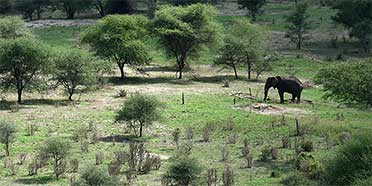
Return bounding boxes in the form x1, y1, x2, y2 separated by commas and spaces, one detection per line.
0, 0, 371, 186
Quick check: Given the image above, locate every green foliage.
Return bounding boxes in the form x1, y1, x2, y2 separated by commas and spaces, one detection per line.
315, 61, 372, 106
286, 2, 311, 49
0, 16, 30, 39
162, 156, 202, 186
82, 15, 150, 79
220, 18, 267, 79
0, 121, 17, 156
153, 4, 221, 79
52, 49, 97, 101
39, 137, 71, 178
168, 0, 220, 6
280, 172, 313, 186
51, 0, 92, 19
237, 0, 266, 21
72, 165, 120, 186
14, 0, 50, 20
332, 0, 372, 52
325, 133, 372, 185
115, 93, 161, 137
352, 177, 372, 186
0, 0, 12, 14
105, 0, 134, 15
0, 37, 50, 104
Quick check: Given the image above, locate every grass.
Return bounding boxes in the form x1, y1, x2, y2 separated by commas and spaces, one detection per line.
1, 2, 372, 186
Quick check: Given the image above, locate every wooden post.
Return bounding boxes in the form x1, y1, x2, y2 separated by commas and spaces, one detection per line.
295, 118, 300, 136
233, 97, 236, 105
249, 88, 252, 96
181, 93, 185, 105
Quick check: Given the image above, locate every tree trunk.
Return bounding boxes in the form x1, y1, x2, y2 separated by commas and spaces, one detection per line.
298, 33, 302, 49
178, 65, 183, 79
252, 12, 257, 21
68, 93, 73, 101
247, 62, 251, 80
36, 10, 41, 20
117, 63, 125, 79
17, 88, 22, 104
139, 123, 143, 137
232, 65, 238, 79
5, 142, 9, 156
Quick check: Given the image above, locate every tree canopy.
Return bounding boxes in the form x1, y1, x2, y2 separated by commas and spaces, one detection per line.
237, 0, 266, 21
82, 15, 150, 79
286, 2, 311, 50
153, 4, 221, 79
332, 0, 372, 52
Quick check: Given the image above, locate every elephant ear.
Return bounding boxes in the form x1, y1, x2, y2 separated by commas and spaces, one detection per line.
275, 76, 282, 81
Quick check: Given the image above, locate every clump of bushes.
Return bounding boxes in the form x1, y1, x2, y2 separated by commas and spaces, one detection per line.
315, 61, 372, 106
281, 172, 313, 186
72, 165, 120, 186
161, 156, 201, 186
325, 133, 372, 185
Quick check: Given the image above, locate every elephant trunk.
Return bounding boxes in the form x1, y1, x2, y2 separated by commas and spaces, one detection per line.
264, 88, 269, 101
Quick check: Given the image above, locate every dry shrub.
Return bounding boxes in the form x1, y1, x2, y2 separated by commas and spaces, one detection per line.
282, 136, 290, 148
245, 154, 254, 168
300, 139, 314, 152
108, 160, 122, 176
185, 127, 194, 140
271, 148, 279, 160
338, 131, 352, 144
141, 153, 162, 174
114, 151, 127, 164
17, 153, 27, 165
207, 168, 218, 186
172, 128, 181, 147
227, 133, 238, 144
69, 159, 79, 173
221, 145, 229, 162
222, 164, 234, 186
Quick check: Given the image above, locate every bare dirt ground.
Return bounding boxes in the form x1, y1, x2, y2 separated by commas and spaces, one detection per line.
234, 103, 310, 115
26, 19, 97, 28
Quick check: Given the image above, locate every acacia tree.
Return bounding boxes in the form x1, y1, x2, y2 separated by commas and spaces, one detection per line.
286, 2, 311, 50
332, 0, 372, 52
53, 49, 97, 101
14, 0, 50, 20
0, 121, 17, 156
82, 15, 150, 79
226, 19, 267, 80
39, 137, 71, 178
215, 36, 244, 79
153, 4, 221, 79
237, 0, 266, 21
0, 0, 12, 14
0, 38, 50, 104
115, 93, 161, 137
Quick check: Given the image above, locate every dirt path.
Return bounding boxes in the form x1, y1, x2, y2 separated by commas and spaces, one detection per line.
26, 19, 97, 28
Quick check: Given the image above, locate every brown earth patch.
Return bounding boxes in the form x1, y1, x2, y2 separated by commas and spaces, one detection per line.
234, 103, 310, 115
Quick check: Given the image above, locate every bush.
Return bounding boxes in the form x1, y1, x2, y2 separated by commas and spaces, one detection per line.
300, 140, 314, 152
280, 172, 313, 186
295, 152, 320, 178
352, 177, 372, 186
72, 165, 119, 186
315, 61, 372, 106
115, 93, 161, 137
325, 133, 372, 185
162, 156, 201, 186
0, 121, 17, 156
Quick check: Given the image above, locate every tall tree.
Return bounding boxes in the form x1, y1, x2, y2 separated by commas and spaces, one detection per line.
82, 15, 150, 79
225, 19, 267, 80
0, 0, 12, 14
332, 0, 372, 52
286, 2, 311, 50
105, 0, 134, 15
93, 0, 106, 17
153, 4, 221, 79
237, 0, 266, 21
0, 38, 50, 104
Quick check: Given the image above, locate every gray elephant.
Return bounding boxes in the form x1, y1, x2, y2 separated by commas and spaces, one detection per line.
263, 76, 303, 104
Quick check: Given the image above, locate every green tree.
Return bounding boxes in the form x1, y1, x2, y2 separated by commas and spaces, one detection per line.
215, 36, 245, 79
332, 0, 372, 52
52, 0, 92, 19
14, 0, 50, 20
315, 61, 372, 106
0, 38, 50, 104
115, 93, 161, 137
237, 0, 266, 21
72, 165, 120, 186
52, 49, 97, 101
162, 156, 202, 186
92, 0, 106, 17
82, 15, 150, 79
286, 2, 311, 50
39, 137, 71, 178
153, 4, 221, 79
105, 0, 134, 15
226, 19, 267, 79
0, 121, 17, 156
0, 16, 30, 39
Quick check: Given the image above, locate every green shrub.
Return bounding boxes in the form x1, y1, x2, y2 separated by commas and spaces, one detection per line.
325, 133, 372, 185
161, 156, 202, 186
352, 177, 372, 186
300, 140, 314, 152
280, 172, 313, 186
72, 165, 120, 186
0, 121, 17, 156
315, 61, 372, 106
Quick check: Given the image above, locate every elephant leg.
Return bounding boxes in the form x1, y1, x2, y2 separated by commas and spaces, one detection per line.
291, 94, 296, 102
297, 94, 301, 103
278, 90, 284, 104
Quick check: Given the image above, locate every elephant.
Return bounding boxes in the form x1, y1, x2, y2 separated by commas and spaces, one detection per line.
263, 76, 303, 104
